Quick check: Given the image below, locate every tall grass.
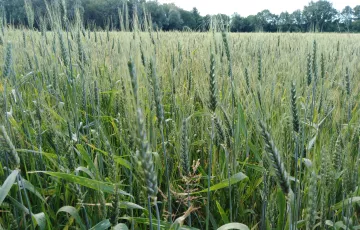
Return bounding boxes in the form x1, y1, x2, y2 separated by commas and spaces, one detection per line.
0, 2, 359, 230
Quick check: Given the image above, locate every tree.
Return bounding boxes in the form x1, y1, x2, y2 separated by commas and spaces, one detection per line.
192, 7, 202, 30
2, 0, 360, 32
230, 13, 243, 32
354, 5, 360, 19
82, 0, 122, 29
167, 8, 183, 30
256, 9, 277, 32
201, 14, 211, 31
146, 1, 167, 30
179, 9, 195, 30
352, 20, 360, 32
303, 0, 337, 32
291, 9, 305, 32
278, 11, 292, 31
341, 6, 353, 32
4, 0, 26, 26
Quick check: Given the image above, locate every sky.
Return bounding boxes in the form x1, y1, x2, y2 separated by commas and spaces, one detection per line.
157, 0, 359, 16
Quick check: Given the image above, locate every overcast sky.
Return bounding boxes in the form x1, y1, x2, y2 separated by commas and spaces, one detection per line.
158, 0, 359, 16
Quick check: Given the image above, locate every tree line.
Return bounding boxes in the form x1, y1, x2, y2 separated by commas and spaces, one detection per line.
2, 0, 360, 32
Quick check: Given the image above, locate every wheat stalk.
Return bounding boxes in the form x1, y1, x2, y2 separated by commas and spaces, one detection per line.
208, 52, 217, 112
306, 172, 317, 230
3, 42, 12, 78
290, 82, 300, 133
307, 54, 312, 86
260, 121, 290, 195
0, 125, 20, 168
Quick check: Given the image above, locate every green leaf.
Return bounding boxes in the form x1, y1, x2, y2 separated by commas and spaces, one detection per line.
75, 166, 95, 179
209, 211, 218, 229
244, 177, 263, 200
297, 220, 306, 228
192, 172, 248, 195
7, 196, 31, 214
113, 224, 129, 230
7, 196, 46, 230
3, 168, 45, 203
113, 223, 129, 230
44, 106, 66, 123
325, 220, 334, 227
16, 149, 58, 167
86, 143, 131, 169
75, 144, 99, 179
276, 189, 286, 230
36, 171, 130, 196
238, 161, 265, 173
307, 134, 317, 152
57, 206, 86, 230
21, 178, 46, 202
16, 149, 57, 159
332, 197, 360, 212
217, 223, 249, 230
334, 221, 347, 229
119, 201, 144, 210
120, 217, 199, 230
90, 219, 111, 230
114, 156, 131, 169
216, 201, 229, 224
248, 141, 261, 162
32, 212, 46, 230
0, 169, 19, 206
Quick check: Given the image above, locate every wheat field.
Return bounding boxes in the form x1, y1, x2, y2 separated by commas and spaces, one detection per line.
0, 17, 360, 230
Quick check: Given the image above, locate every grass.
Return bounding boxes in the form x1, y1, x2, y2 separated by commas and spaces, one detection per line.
0, 11, 359, 230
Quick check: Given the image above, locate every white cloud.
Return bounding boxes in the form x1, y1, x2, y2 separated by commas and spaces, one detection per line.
157, 0, 360, 16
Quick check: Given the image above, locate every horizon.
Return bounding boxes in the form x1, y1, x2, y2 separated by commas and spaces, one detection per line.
158, 0, 359, 16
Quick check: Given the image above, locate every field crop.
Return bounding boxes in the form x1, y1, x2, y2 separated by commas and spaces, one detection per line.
0, 16, 360, 230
